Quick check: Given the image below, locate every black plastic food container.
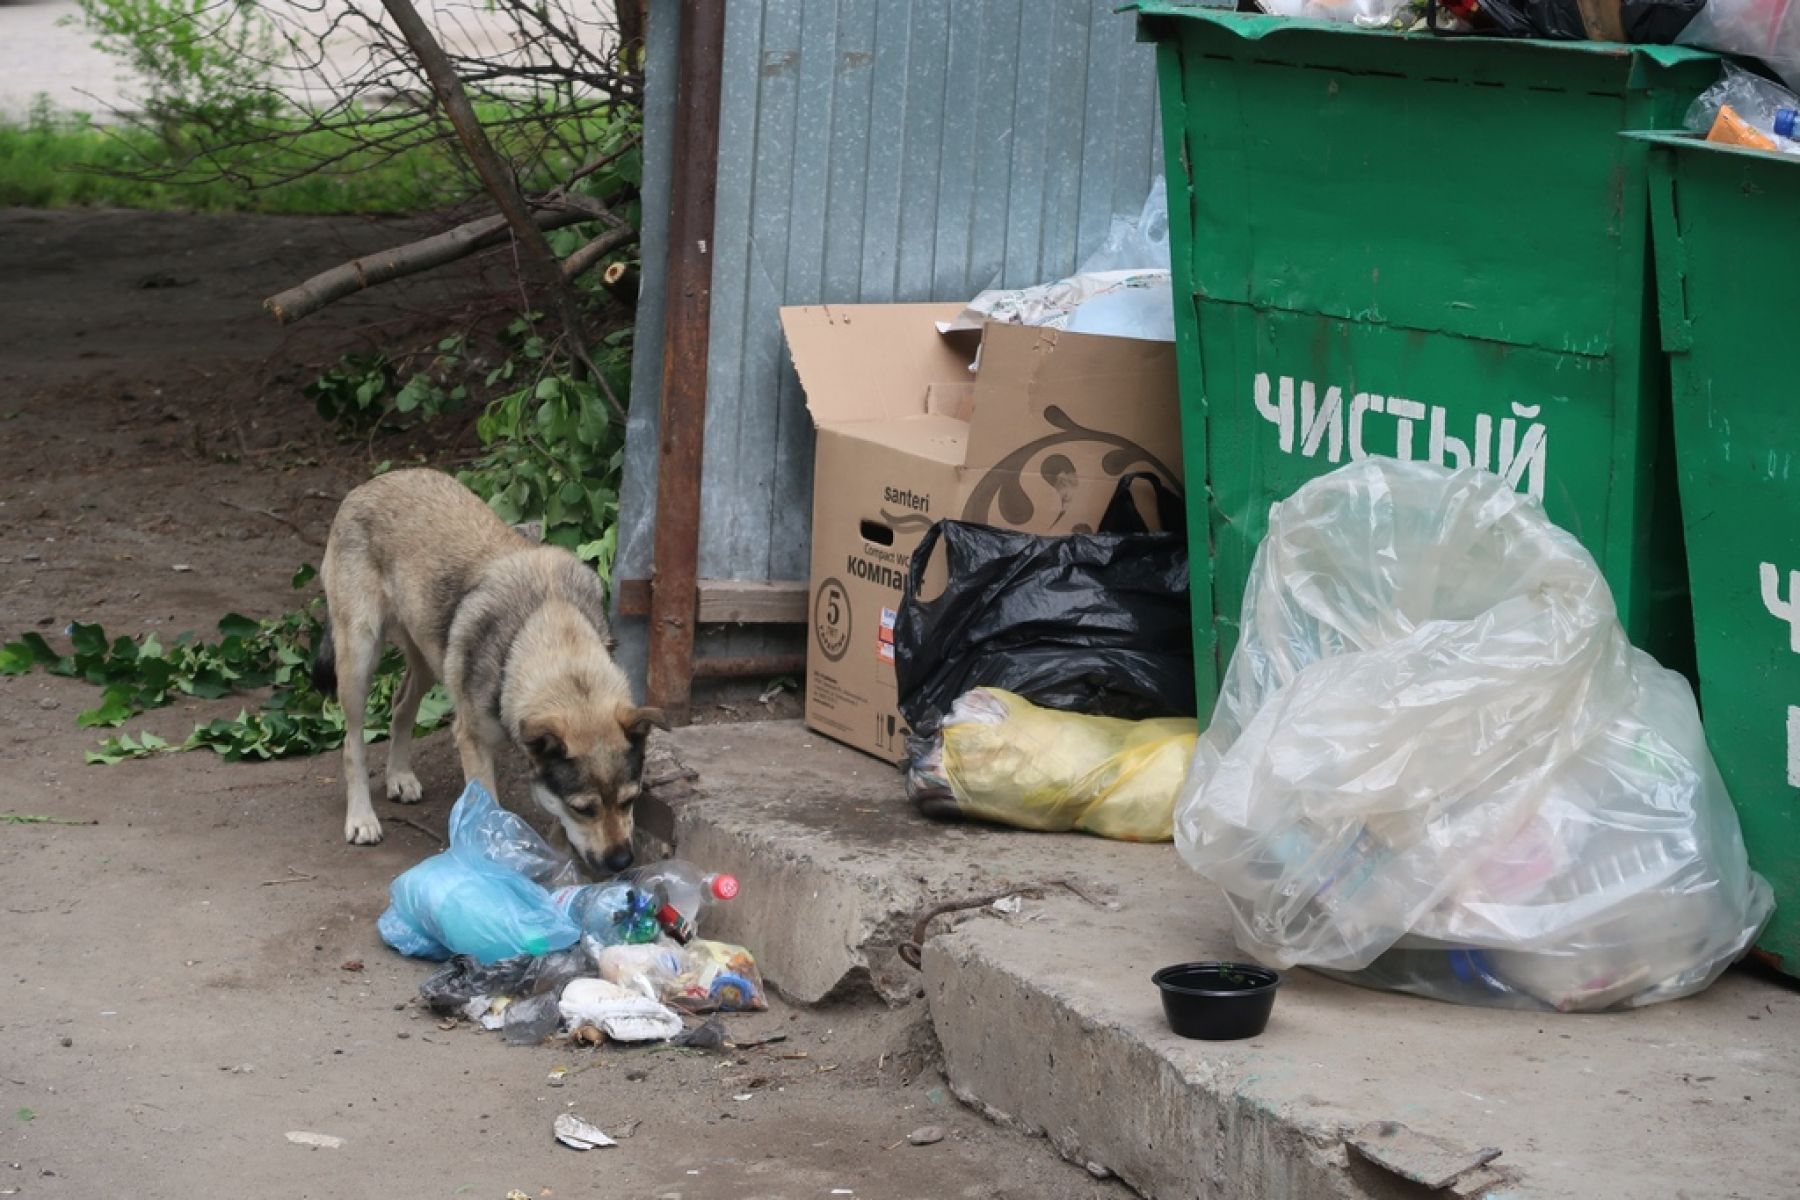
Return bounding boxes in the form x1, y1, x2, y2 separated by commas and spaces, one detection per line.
1152, 962, 1280, 1040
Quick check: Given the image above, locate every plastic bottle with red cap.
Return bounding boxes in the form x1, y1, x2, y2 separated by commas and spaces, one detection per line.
617, 860, 739, 943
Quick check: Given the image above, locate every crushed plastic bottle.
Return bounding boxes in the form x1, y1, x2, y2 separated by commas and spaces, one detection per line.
617, 861, 739, 942
552, 881, 666, 951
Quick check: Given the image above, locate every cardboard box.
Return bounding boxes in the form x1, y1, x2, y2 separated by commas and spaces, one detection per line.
781, 303, 1184, 763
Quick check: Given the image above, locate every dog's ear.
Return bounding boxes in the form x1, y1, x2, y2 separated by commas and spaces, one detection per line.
617, 704, 669, 740
520, 717, 568, 762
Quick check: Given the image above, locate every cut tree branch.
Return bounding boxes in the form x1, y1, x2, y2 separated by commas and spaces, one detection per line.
560, 224, 638, 281
263, 204, 594, 323
378, 0, 620, 418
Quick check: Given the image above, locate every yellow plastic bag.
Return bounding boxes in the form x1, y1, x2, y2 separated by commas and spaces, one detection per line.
906, 688, 1196, 841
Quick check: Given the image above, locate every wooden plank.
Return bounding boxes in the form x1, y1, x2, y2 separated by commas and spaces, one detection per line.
617, 579, 808, 625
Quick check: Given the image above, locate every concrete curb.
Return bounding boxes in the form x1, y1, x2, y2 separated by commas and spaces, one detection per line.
649, 721, 1800, 1200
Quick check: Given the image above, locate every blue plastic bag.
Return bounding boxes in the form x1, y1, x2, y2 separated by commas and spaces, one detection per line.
379, 781, 582, 964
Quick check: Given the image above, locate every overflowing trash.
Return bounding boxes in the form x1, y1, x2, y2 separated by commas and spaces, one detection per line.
381, 780, 768, 1049
905, 688, 1195, 841
1685, 63, 1800, 153
1173, 460, 1773, 1012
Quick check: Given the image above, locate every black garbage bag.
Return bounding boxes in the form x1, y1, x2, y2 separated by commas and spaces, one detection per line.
1427, 0, 1704, 42
894, 473, 1195, 736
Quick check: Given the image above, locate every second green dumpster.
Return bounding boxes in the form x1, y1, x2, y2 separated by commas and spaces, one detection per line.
1645, 131, 1800, 977
1134, 7, 1715, 708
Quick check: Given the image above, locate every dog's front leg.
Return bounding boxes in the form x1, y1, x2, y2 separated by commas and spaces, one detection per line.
453, 710, 500, 798
336, 631, 385, 845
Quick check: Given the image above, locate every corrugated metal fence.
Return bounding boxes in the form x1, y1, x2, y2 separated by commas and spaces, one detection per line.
614, 0, 1163, 689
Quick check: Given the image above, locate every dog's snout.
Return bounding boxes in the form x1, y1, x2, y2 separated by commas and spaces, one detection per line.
602, 845, 634, 873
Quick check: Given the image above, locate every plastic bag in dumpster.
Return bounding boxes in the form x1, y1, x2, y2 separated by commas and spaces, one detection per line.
905, 688, 1196, 841
1681, 0, 1800, 94
1173, 459, 1773, 1012
378, 781, 582, 964
1685, 63, 1800, 154
894, 473, 1194, 737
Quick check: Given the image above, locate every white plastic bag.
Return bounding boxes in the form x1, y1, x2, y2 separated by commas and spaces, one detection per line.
1175, 459, 1772, 1012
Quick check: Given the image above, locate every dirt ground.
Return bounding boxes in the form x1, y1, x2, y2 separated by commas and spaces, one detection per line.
0, 207, 1124, 1200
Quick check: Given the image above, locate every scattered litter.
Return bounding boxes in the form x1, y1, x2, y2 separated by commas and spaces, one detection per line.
672, 1017, 730, 1051
285, 1131, 345, 1150
1085, 1162, 1112, 1180
506, 1191, 531, 1200
906, 1125, 945, 1146
733, 1031, 789, 1049
926, 1087, 946, 1106
546, 1067, 569, 1088
339, 959, 364, 973
552, 1113, 617, 1151
990, 895, 1023, 916
502, 992, 563, 1046
613, 1118, 642, 1140
733, 1093, 754, 1102
171, 563, 192, 573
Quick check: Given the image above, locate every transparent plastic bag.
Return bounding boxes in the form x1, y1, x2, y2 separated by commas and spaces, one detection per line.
905, 688, 1196, 842
1076, 177, 1170, 274
1683, 63, 1800, 153
1174, 459, 1772, 1012
595, 939, 769, 1013
447, 777, 586, 888
1680, 0, 1800, 94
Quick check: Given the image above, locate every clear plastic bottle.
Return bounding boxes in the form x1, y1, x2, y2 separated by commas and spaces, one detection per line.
618, 861, 739, 941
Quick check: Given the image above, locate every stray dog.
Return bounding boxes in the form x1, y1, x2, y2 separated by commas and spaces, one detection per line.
312, 469, 664, 872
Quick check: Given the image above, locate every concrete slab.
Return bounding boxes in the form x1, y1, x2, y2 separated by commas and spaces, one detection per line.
653, 721, 1800, 1199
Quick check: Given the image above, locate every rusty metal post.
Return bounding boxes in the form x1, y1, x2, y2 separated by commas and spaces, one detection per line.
646, 0, 725, 725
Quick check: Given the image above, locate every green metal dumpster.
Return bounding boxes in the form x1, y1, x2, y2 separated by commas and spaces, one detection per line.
1134, 6, 1716, 707
1644, 132, 1800, 975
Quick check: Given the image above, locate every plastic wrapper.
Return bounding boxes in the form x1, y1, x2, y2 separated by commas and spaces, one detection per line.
1684, 63, 1800, 154
379, 781, 582, 964
936, 270, 1173, 342
596, 939, 769, 1013
418, 949, 590, 1015
1174, 459, 1772, 1012
895, 474, 1193, 736
1681, 0, 1800, 94
904, 688, 1195, 841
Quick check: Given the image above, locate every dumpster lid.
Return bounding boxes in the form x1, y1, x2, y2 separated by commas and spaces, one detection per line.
1130, 3, 1715, 67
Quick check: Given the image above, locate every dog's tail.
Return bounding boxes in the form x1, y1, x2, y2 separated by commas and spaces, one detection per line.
310, 625, 338, 697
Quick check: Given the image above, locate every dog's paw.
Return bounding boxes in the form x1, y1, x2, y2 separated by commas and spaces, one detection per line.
344, 813, 384, 845
386, 772, 424, 804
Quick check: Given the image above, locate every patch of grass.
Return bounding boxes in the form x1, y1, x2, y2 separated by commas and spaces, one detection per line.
0, 96, 623, 216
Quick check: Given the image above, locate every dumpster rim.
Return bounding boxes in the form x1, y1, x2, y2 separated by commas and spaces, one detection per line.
1627, 129, 1800, 164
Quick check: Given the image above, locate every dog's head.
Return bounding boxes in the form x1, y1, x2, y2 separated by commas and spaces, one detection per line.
521, 702, 668, 875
